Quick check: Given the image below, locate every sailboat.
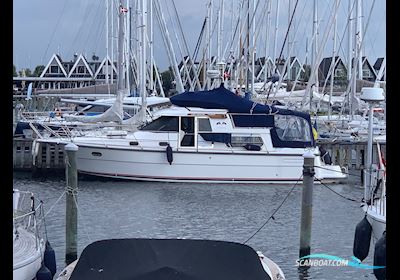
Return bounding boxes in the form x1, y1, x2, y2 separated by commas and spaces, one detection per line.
364, 135, 386, 240
352, 87, 386, 279
13, 189, 57, 280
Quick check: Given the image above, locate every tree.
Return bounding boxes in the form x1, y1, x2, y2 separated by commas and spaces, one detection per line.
302, 64, 311, 82
25, 68, 32, 77
13, 65, 17, 77
18, 68, 32, 77
33, 65, 45, 77
161, 67, 174, 95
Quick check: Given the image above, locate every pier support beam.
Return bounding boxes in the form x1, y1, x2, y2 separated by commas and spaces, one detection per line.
299, 151, 315, 260
65, 143, 79, 266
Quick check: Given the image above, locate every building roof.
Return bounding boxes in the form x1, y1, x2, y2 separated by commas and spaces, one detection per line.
318, 56, 346, 79
373, 57, 385, 71
40, 53, 69, 78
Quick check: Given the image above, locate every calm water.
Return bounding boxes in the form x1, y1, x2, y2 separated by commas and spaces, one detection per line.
13, 172, 377, 279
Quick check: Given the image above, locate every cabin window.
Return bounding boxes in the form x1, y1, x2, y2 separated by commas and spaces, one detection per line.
198, 118, 212, 132
140, 116, 179, 132
180, 117, 195, 146
274, 115, 312, 142
231, 135, 264, 147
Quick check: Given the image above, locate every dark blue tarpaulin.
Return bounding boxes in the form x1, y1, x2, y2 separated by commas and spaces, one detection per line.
69, 239, 272, 280
171, 84, 277, 114
170, 84, 310, 120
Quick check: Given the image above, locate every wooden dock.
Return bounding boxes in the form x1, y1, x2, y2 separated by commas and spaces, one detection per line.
13, 138, 385, 172
13, 138, 65, 171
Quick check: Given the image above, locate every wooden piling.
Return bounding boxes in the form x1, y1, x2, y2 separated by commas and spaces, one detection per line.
65, 143, 79, 266
299, 151, 315, 259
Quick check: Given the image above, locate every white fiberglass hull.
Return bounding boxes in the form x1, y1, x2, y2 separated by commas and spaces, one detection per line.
74, 144, 345, 183
13, 228, 45, 280
365, 203, 386, 241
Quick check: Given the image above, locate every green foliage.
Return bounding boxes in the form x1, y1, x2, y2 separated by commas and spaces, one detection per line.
33, 65, 45, 77
161, 67, 174, 94
25, 68, 32, 77
13, 65, 17, 77
302, 64, 311, 81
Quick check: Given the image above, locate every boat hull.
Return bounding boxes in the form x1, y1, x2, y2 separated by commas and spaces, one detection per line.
366, 207, 386, 241
75, 145, 345, 183
13, 228, 45, 280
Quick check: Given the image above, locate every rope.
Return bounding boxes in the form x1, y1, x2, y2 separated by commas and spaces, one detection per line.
66, 186, 78, 196
41, 0, 70, 64
39, 202, 49, 241
43, 190, 66, 218
243, 175, 302, 244
72, 191, 93, 243
314, 177, 359, 203
275, 0, 300, 71
250, 102, 257, 114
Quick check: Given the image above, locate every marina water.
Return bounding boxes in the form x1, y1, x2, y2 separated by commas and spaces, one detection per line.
13, 172, 377, 279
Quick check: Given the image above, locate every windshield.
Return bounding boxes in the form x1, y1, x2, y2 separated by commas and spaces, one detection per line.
140, 116, 179, 132
274, 115, 312, 142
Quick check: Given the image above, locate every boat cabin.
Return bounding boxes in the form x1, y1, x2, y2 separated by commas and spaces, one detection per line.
140, 106, 314, 150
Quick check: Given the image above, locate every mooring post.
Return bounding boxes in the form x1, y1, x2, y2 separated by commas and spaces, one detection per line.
65, 143, 79, 266
299, 150, 315, 259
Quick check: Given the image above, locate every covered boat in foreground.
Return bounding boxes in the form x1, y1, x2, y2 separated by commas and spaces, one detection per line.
57, 238, 285, 280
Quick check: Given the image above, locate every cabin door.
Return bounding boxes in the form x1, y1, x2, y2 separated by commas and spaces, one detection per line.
179, 117, 196, 148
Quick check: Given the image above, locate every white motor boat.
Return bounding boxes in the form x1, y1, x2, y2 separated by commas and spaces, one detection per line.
39, 85, 346, 183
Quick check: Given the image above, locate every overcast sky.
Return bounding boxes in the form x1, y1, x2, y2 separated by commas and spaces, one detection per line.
13, 0, 385, 72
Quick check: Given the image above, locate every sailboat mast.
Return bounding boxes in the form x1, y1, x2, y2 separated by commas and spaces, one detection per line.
217, 0, 223, 63
310, 0, 318, 111
149, 0, 154, 94
287, 0, 291, 83
348, 0, 354, 120
245, 0, 250, 92
111, 0, 114, 84
272, 0, 279, 73
312, 0, 318, 89
106, 0, 109, 85
329, 0, 338, 120
140, 0, 147, 121
347, 0, 353, 82
118, 1, 126, 92
264, 0, 271, 83
208, 0, 213, 89
250, 0, 255, 93
125, 0, 131, 96
356, 0, 363, 80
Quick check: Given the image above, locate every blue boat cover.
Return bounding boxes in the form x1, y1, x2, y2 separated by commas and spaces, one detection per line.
69, 238, 272, 280
170, 84, 310, 120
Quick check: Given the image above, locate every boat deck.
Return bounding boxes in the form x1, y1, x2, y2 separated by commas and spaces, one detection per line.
13, 227, 42, 269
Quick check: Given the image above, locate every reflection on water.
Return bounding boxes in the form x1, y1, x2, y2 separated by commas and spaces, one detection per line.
13, 172, 376, 279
